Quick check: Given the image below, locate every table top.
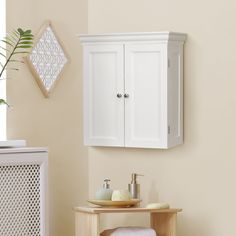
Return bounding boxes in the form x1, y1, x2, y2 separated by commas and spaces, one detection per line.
74, 206, 182, 214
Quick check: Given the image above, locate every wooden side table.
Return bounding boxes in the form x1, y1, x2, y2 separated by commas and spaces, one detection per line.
74, 207, 182, 236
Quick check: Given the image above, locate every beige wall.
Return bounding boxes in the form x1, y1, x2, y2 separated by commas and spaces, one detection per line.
88, 0, 236, 235
6, 0, 236, 235
6, 0, 88, 236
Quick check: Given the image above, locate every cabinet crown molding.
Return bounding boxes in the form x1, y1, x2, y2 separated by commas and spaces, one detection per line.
79, 31, 187, 43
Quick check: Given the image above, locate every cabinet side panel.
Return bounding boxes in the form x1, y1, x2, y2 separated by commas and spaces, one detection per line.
125, 43, 168, 148
83, 44, 124, 146
167, 42, 183, 147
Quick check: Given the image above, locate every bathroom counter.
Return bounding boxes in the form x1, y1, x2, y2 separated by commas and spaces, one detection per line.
74, 206, 182, 236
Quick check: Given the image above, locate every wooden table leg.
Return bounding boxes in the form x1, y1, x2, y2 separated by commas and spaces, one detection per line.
75, 212, 100, 236
150, 212, 177, 236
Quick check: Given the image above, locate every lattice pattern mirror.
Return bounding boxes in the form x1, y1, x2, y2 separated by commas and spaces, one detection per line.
26, 21, 69, 97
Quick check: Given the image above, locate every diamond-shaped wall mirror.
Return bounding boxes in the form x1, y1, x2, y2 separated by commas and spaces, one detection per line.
26, 21, 69, 97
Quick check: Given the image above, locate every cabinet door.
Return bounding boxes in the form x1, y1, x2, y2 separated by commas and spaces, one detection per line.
124, 43, 167, 148
83, 44, 124, 146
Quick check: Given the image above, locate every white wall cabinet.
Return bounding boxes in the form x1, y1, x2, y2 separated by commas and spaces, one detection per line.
80, 32, 186, 149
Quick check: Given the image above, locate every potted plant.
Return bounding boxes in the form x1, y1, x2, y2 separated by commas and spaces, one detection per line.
0, 28, 34, 106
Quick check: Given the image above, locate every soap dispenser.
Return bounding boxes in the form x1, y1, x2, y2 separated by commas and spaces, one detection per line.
95, 179, 113, 200
128, 173, 143, 199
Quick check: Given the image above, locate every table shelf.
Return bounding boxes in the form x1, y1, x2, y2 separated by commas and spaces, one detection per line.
74, 206, 182, 236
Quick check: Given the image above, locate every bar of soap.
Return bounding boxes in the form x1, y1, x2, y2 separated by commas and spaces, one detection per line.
146, 203, 170, 209
111, 190, 131, 201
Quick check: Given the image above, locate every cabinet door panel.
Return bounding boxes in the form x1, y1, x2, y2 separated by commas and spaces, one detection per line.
84, 45, 124, 146
125, 43, 167, 148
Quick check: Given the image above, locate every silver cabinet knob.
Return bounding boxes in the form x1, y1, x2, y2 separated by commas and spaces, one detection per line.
124, 94, 129, 98
117, 93, 122, 98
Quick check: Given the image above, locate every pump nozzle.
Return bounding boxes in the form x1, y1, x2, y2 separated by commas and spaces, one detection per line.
131, 173, 144, 184
103, 179, 111, 189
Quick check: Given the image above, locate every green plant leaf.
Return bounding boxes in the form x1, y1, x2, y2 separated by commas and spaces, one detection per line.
0, 52, 6, 58
4, 36, 16, 45
18, 41, 33, 45
0, 27, 34, 82
1, 39, 14, 48
8, 33, 18, 42
17, 28, 24, 36
7, 68, 19, 71
6, 32, 19, 40
0, 46, 9, 52
0, 99, 9, 106
21, 34, 33, 37
20, 37, 34, 41
16, 45, 32, 49
12, 30, 20, 38
24, 30, 31, 34
5, 35, 17, 43
8, 59, 24, 64
12, 51, 29, 55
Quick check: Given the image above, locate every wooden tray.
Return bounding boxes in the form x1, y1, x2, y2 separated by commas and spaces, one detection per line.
87, 199, 141, 207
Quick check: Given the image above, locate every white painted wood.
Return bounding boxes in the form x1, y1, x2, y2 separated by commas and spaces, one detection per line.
83, 44, 125, 146
167, 42, 184, 147
0, 147, 48, 154
0, 148, 48, 236
79, 32, 186, 43
80, 32, 186, 149
0, 139, 26, 147
125, 43, 168, 148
